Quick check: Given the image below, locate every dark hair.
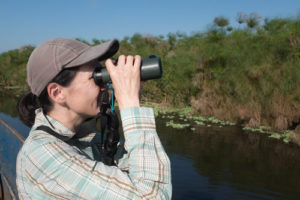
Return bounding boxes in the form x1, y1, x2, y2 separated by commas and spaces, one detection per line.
18, 67, 79, 127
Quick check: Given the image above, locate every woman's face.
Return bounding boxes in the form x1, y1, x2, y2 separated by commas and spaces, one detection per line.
63, 61, 103, 119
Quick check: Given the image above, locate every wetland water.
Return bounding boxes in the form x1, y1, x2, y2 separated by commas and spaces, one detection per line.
1, 92, 300, 199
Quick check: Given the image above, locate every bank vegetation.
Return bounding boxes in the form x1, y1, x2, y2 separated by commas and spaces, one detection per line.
1, 13, 300, 136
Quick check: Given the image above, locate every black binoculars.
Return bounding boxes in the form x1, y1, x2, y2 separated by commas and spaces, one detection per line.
93, 55, 162, 85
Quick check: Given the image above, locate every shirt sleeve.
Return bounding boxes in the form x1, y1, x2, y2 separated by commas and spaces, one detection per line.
22, 107, 172, 200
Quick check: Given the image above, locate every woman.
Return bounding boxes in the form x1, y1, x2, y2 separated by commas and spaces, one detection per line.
16, 38, 172, 199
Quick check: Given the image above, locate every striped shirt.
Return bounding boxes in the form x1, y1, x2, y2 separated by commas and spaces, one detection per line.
16, 107, 172, 199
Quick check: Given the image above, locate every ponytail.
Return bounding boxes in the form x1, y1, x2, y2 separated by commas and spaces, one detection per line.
17, 91, 39, 127
17, 89, 53, 128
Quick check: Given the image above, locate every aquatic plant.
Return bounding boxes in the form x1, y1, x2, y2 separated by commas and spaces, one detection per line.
195, 121, 205, 126
166, 120, 190, 129
243, 126, 293, 144
243, 126, 271, 134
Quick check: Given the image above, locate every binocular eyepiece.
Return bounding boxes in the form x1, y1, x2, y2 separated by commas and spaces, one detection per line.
93, 55, 162, 85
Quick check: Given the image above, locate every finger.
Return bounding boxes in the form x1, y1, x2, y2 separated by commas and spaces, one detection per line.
126, 55, 134, 66
118, 55, 126, 66
133, 55, 141, 69
105, 59, 116, 74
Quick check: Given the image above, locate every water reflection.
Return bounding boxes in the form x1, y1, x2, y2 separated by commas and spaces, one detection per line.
0, 91, 19, 117
156, 114, 300, 199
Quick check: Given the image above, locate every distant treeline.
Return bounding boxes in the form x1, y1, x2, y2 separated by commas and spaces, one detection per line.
1, 14, 300, 131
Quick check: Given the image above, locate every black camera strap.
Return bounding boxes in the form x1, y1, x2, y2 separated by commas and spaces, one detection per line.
35, 125, 104, 171
36, 125, 72, 144
35, 125, 98, 161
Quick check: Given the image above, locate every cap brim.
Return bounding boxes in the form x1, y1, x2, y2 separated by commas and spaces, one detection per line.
64, 40, 119, 68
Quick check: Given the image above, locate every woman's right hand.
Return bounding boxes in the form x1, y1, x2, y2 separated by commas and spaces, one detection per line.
105, 55, 141, 110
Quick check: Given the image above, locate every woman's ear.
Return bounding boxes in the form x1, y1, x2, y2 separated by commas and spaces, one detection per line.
47, 83, 65, 103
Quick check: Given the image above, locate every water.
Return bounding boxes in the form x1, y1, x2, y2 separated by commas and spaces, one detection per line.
156, 114, 300, 199
1, 92, 300, 199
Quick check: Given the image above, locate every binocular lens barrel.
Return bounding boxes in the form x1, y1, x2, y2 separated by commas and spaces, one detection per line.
93, 56, 162, 85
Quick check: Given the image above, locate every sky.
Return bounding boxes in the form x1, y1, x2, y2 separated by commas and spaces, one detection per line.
1, 0, 300, 53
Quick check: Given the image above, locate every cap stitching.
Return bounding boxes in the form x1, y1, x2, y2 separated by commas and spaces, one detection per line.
46, 41, 88, 54
53, 44, 59, 72
47, 42, 89, 68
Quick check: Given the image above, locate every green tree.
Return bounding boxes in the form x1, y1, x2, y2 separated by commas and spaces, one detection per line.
247, 12, 261, 29
214, 16, 229, 28
236, 12, 248, 25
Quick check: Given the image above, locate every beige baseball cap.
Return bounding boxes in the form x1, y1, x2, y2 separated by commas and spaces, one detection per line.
27, 38, 119, 96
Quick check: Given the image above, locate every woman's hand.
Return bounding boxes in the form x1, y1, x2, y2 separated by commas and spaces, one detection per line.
105, 55, 141, 110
